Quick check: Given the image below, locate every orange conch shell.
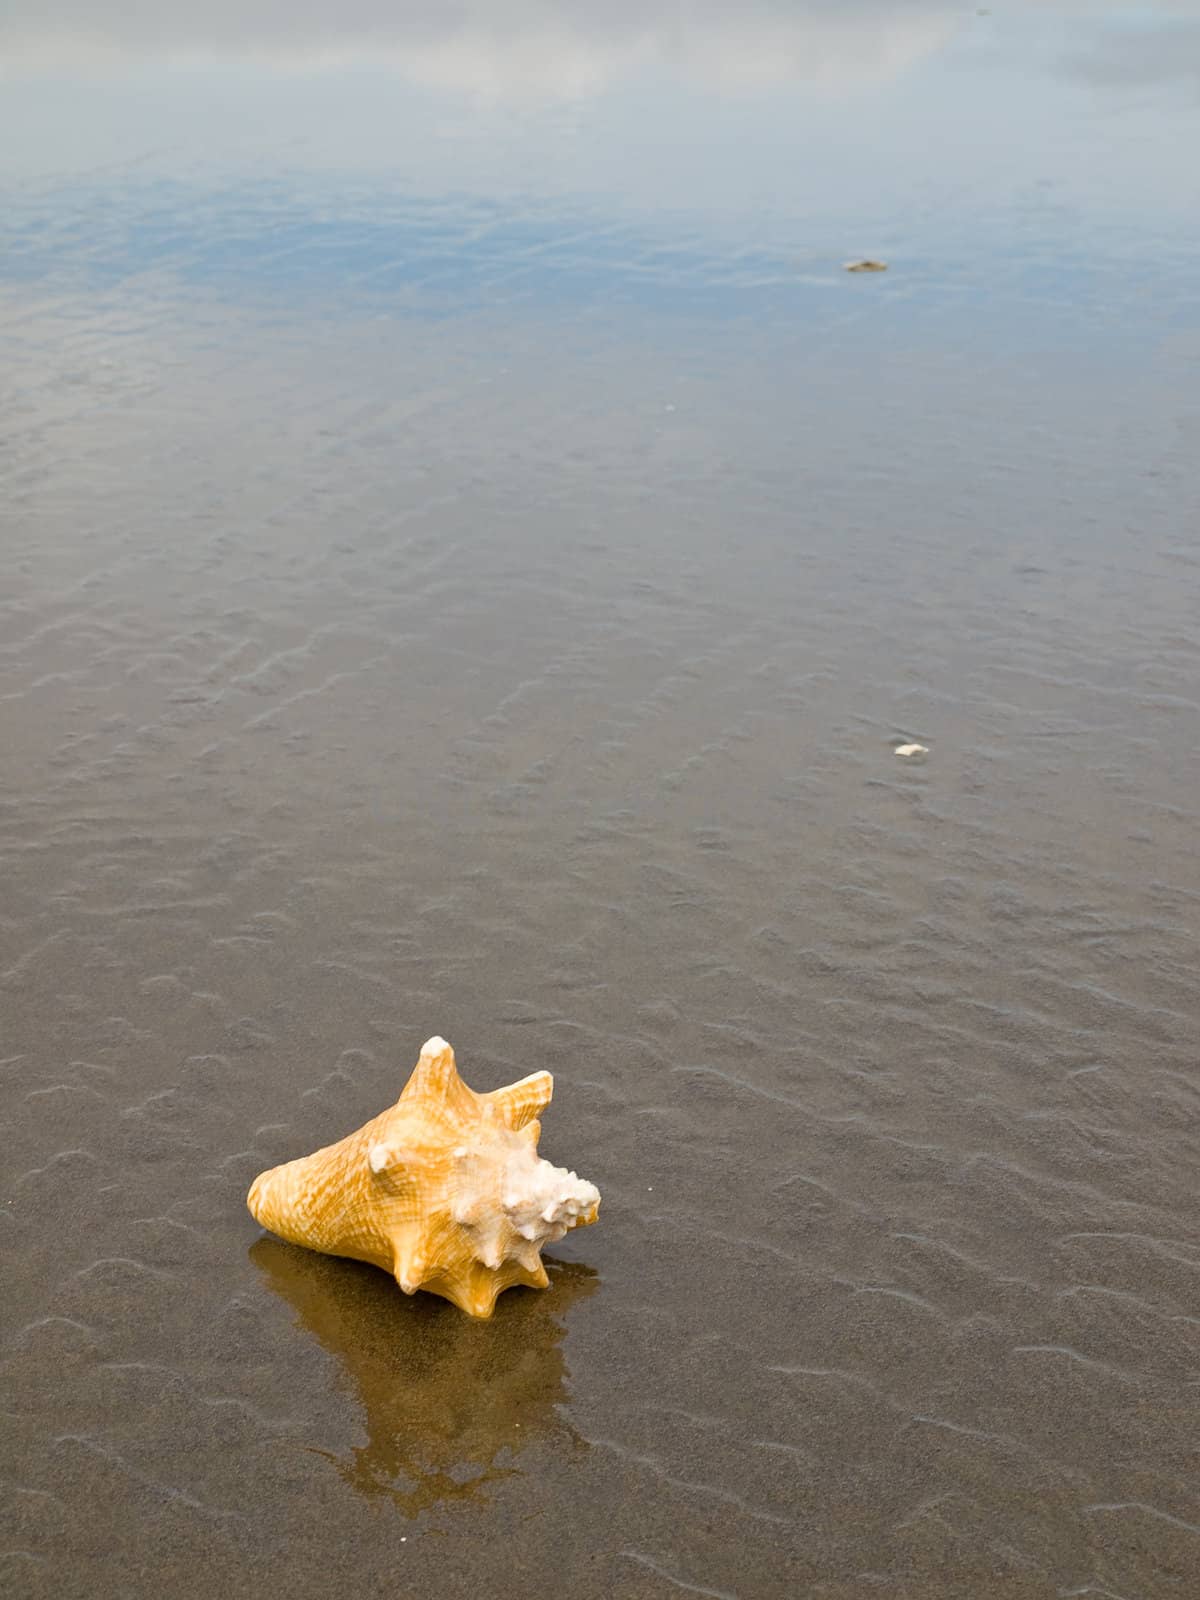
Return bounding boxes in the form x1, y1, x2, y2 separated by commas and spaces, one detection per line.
247, 1036, 600, 1318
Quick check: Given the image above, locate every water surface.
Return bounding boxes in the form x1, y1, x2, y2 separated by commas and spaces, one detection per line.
3, 5, 1200, 1597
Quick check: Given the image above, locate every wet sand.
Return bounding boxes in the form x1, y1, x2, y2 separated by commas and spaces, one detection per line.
4, 7, 1200, 1598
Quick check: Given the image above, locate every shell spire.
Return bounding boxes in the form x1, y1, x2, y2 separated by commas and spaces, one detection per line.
246, 1035, 600, 1318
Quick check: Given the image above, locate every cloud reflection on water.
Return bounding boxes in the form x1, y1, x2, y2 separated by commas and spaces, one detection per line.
1, 0, 962, 95
1060, 13, 1200, 92
2, 2, 1198, 310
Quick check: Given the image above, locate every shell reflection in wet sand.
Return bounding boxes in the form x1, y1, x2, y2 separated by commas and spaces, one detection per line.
250, 1239, 596, 1515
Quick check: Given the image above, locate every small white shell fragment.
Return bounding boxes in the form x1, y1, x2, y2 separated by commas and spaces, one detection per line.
894, 742, 929, 757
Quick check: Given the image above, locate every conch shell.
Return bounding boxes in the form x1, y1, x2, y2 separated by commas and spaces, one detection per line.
247, 1035, 600, 1318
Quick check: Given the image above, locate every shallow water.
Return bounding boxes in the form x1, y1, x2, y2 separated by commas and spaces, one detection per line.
3, 5, 1200, 1597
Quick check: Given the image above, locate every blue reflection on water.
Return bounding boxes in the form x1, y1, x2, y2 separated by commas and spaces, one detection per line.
1, 2, 1198, 355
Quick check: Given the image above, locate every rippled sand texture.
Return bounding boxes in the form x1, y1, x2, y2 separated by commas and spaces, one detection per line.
4, 267, 1199, 1599
4, 73, 1200, 1600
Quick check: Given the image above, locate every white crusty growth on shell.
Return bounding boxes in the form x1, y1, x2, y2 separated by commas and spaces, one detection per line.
247, 1035, 600, 1318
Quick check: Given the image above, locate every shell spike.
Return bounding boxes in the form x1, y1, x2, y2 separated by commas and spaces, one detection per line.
483, 1069, 553, 1131
392, 1233, 427, 1295
399, 1034, 476, 1123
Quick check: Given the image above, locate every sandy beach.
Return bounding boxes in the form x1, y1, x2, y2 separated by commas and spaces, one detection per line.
3, 5, 1200, 1596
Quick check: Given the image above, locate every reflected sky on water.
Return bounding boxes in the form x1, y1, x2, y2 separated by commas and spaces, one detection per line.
3, 5, 1199, 241
1, 3, 1198, 373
